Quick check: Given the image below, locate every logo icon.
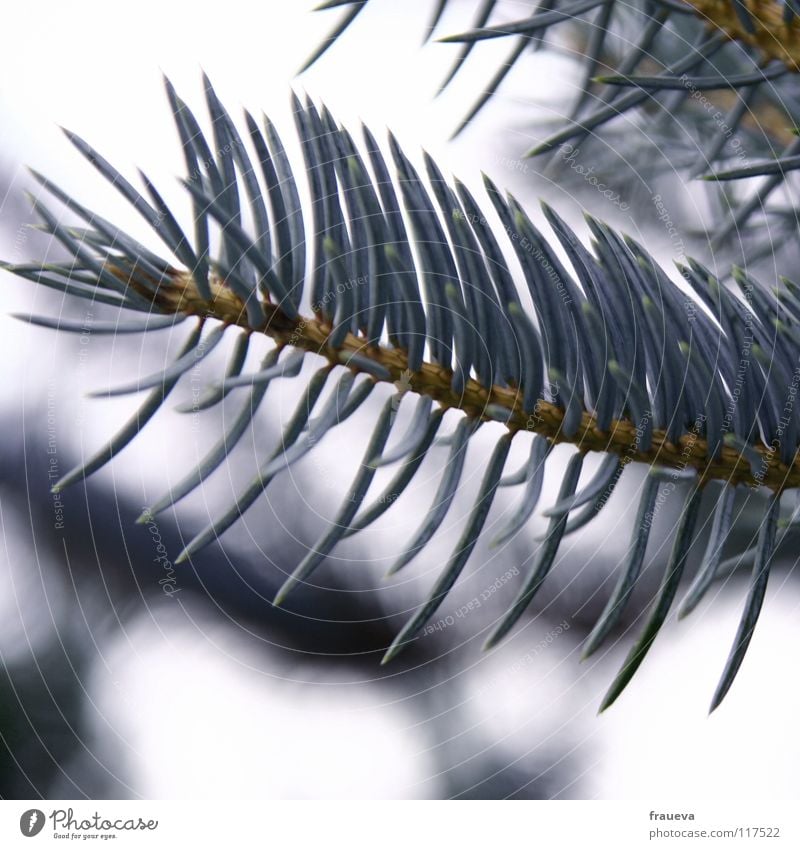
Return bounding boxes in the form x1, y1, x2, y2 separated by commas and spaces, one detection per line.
19, 809, 45, 837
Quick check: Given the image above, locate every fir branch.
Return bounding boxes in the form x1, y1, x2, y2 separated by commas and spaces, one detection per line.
5, 77, 798, 709
95, 262, 800, 491
306, 0, 800, 248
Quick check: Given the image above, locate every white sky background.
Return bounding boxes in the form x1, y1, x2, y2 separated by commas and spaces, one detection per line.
0, 0, 798, 800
